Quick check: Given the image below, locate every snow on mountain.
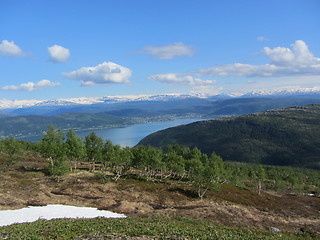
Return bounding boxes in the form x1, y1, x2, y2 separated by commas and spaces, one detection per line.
33, 97, 106, 106
100, 93, 208, 102
242, 87, 320, 98
1, 88, 319, 110
0, 99, 43, 109
0, 93, 207, 110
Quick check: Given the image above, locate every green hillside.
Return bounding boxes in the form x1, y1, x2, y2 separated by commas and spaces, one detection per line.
201, 97, 320, 117
139, 104, 320, 169
2, 97, 320, 140
0, 112, 133, 139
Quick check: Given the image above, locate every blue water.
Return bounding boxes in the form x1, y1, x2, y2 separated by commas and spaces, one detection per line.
19, 118, 204, 147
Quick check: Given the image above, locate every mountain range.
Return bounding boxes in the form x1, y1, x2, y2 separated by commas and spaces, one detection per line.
1, 88, 320, 140
1, 88, 320, 113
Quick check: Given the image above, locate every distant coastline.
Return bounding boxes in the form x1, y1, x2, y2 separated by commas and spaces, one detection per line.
14, 117, 206, 146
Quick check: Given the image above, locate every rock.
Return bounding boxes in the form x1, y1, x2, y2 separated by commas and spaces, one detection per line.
269, 227, 281, 232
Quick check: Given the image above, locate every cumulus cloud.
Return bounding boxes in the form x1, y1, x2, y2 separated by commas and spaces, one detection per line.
263, 40, 317, 66
63, 61, 132, 86
148, 73, 216, 86
194, 40, 320, 78
2, 80, 60, 91
139, 42, 194, 60
0, 40, 28, 57
48, 44, 70, 63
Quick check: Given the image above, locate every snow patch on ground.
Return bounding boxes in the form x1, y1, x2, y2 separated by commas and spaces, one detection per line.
0, 205, 126, 227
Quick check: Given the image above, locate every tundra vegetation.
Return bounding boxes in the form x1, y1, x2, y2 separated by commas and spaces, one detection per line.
0, 217, 317, 240
0, 127, 319, 239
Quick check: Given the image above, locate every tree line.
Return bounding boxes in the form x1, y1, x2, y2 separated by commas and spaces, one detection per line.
0, 126, 319, 199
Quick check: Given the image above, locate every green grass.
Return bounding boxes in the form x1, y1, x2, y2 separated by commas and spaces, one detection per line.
0, 217, 318, 240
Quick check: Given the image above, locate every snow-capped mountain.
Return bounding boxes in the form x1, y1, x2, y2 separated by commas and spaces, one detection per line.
0, 99, 43, 109
32, 97, 105, 107
1, 88, 320, 110
0, 93, 210, 110
242, 87, 320, 98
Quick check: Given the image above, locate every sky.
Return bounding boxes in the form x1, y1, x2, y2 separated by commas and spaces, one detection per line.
0, 0, 320, 100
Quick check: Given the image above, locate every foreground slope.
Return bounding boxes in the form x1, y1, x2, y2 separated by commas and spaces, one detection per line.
0, 151, 319, 236
139, 104, 320, 169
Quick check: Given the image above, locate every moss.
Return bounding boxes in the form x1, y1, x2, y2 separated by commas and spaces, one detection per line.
1, 217, 317, 240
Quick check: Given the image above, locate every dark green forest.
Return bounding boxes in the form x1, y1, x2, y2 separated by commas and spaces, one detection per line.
139, 104, 320, 169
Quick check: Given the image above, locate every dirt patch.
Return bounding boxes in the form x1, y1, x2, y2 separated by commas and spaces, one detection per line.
114, 201, 154, 214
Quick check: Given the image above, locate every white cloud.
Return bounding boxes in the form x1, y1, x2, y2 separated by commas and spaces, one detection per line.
257, 36, 268, 41
2, 80, 60, 91
139, 42, 194, 60
63, 61, 132, 86
0, 40, 28, 57
263, 46, 295, 66
48, 44, 70, 63
222, 75, 320, 95
194, 40, 320, 78
264, 40, 317, 66
247, 80, 256, 84
189, 85, 223, 96
148, 73, 216, 85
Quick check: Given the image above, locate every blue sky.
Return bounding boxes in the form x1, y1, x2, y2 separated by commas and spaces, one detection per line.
1, 0, 320, 100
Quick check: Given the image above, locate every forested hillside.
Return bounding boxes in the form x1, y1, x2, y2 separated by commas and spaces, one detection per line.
2, 97, 320, 140
139, 104, 320, 169
0, 113, 134, 139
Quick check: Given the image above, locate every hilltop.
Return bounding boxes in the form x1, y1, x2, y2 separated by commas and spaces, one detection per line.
139, 104, 320, 169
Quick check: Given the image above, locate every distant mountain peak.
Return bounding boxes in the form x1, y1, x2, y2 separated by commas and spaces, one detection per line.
1, 88, 319, 110
242, 87, 320, 98
0, 93, 205, 110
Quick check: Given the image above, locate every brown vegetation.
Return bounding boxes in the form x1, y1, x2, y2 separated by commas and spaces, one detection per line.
0, 155, 319, 234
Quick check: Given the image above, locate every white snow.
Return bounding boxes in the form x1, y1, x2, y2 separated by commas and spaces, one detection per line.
0, 204, 126, 227
244, 87, 320, 97
0, 93, 200, 109
1, 88, 320, 109
0, 99, 43, 109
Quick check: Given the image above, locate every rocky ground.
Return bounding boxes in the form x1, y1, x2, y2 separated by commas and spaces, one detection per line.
0, 156, 319, 234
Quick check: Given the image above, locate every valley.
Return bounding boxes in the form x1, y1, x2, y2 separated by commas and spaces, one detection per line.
2, 93, 320, 141
3, 2, 320, 238
0, 94, 320, 239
